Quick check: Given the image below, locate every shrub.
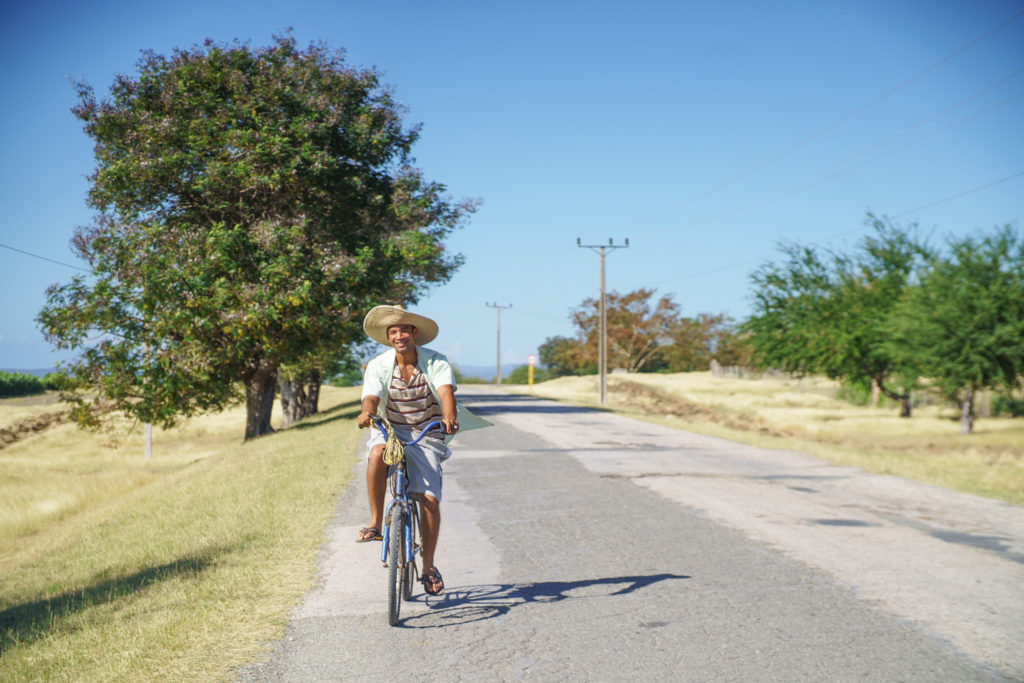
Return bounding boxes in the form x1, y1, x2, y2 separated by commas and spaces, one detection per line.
0, 371, 47, 398
507, 365, 551, 384
993, 395, 1024, 417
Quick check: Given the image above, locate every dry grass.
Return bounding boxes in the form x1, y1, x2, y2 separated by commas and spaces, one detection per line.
504, 372, 1024, 505
0, 386, 364, 681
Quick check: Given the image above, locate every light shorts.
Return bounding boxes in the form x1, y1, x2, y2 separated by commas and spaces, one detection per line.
366, 426, 449, 502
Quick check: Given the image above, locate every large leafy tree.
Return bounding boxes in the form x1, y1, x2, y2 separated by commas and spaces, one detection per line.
887, 226, 1024, 433
745, 216, 929, 416
571, 288, 679, 373
38, 36, 473, 439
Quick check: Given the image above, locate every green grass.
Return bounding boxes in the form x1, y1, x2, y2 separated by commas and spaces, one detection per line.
0, 386, 363, 681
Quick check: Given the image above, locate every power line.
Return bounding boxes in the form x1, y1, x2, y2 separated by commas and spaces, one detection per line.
896, 171, 1024, 218
679, 9, 1024, 205
650, 172, 1024, 287
0, 242, 90, 272
645, 77, 1024, 241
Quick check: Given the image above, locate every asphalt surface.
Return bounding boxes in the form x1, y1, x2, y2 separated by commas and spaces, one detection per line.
238, 387, 1022, 681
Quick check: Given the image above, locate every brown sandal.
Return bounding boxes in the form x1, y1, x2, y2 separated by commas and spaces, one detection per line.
355, 526, 381, 543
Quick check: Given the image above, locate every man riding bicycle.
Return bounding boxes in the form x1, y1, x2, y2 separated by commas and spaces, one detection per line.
355, 305, 457, 596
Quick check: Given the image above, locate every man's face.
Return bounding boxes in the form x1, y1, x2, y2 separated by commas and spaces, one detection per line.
387, 324, 417, 351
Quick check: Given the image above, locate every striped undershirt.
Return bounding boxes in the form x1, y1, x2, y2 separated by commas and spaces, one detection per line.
386, 364, 443, 439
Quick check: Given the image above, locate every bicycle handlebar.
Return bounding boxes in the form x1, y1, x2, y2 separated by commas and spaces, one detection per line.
370, 416, 444, 445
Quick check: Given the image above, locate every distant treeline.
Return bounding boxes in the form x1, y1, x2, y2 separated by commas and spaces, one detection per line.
0, 371, 66, 398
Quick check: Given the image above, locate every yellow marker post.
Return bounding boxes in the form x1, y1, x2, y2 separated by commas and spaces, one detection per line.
527, 354, 538, 391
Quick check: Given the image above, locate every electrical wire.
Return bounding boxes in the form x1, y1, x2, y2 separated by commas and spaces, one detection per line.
677, 9, 1024, 206
0, 242, 89, 272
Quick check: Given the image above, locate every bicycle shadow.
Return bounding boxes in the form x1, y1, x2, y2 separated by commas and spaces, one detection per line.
400, 572, 690, 628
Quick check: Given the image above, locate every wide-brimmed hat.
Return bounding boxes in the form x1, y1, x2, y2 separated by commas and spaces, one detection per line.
363, 305, 439, 346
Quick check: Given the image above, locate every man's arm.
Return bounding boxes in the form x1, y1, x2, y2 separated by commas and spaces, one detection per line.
436, 384, 458, 435
357, 395, 380, 429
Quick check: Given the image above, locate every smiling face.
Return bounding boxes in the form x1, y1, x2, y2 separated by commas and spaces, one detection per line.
386, 324, 418, 352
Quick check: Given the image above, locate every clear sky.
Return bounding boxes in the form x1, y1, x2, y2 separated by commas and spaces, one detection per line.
1, 0, 1022, 372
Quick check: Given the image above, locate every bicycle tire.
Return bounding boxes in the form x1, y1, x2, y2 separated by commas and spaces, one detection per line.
387, 506, 405, 626
402, 504, 417, 601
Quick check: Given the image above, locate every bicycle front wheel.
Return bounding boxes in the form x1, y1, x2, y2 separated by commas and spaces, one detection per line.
402, 503, 418, 601
387, 505, 406, 626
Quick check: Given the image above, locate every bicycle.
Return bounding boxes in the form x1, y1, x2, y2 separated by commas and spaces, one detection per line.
370, 416, 443, 626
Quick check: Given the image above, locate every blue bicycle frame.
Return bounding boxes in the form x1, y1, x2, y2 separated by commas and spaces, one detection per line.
372, 418, 442, 570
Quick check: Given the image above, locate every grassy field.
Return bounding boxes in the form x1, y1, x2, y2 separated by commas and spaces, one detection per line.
502, 372, 1024, 505
0, 386, 363, 681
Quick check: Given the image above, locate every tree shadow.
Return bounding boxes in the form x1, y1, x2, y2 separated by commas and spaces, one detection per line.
0, 545, 232, 654
288, 399, 362, 431
400, 572, 690, 628
459, 392, 599, 416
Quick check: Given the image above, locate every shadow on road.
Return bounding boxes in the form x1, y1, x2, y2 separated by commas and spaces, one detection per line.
400, 572, 690, 628
458, 391, 597, 416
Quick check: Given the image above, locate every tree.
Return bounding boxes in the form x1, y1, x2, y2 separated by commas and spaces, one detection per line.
660, 313, 749, 371
37, 36, 474, 439
506, 364, 552, 384
537, 335, 591, 377
571, 288, 679, 373
887, 226, 1024, 433
745, 215, 929, 416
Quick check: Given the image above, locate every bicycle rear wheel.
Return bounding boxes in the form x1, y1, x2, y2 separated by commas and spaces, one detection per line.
387, 505, 406, 626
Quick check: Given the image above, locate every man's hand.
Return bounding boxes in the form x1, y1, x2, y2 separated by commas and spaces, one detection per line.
357, 411, 374, 429
441, 415, 459, 435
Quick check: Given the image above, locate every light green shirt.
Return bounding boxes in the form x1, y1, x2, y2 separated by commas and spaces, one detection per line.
360, 346, 490, 443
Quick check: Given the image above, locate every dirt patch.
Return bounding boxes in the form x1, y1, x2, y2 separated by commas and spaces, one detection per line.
607, 377, 787, 437
0, 411, 68, 450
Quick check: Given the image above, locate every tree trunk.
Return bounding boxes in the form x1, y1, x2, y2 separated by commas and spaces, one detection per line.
875, 376, 912, 418
278, 369, 322, 428
278, 376, 304, 429
244, 364, 278, 440
960, 387, 975, 435
304, 369, 322, 416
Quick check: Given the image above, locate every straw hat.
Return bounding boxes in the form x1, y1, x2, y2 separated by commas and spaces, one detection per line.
363, 305, 439, 346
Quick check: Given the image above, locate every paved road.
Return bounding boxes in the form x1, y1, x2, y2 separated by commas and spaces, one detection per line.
239, 388, 1023, 681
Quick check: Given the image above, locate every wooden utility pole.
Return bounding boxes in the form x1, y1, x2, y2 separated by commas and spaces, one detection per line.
577, 238, 629, 405
486, 302, 512, 385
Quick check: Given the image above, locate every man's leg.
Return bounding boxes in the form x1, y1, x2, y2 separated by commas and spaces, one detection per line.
358, 444, 387, 541
417, 494, 441, 571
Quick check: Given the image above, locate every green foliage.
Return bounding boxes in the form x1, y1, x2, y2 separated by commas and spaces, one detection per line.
37, 36, 475, 438
538, 335, 589, 377
886, 225, 1024, 431
992, 395, 1024, 417
0, 371, 47, 398
506, 364, 552, 384
745, 214, 928, 416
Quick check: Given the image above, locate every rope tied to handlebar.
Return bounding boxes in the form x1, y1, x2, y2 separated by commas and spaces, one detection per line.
379, 419, 405, 466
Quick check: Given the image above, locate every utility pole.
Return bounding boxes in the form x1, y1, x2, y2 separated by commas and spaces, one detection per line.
486, 302, 512, 385
577, 237, 629, 405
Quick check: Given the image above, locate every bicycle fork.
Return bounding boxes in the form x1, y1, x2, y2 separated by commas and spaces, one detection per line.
381, 468, 415, 569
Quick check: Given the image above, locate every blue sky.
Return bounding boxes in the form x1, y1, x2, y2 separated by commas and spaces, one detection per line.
1, 1, 1022, 372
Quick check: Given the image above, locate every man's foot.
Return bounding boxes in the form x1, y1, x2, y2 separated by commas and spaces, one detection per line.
355, 526, 381, 543
421, 567, 444, 595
